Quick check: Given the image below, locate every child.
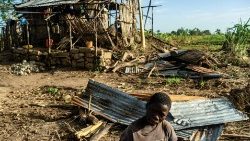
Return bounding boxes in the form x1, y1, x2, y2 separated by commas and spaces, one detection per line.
120, 92, 177, 141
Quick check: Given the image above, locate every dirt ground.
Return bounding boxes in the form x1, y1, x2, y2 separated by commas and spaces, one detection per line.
0, 51, 249, 141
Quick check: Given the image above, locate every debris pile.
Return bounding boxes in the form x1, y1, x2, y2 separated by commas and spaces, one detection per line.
63, 80, 248, 141
108, 49, 223, 79
228, 82, 250, 113
10, 60, 45, 75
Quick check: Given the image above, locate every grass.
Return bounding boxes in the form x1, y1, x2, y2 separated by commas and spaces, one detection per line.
165, 77, 183, 86
224, 18, 250, 57
47, 87, 59, 95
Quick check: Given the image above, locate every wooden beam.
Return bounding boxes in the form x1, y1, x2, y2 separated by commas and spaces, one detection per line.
138, 0, 145, 49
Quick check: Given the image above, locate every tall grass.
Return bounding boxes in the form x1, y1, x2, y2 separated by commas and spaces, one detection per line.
224, 18, 250, 57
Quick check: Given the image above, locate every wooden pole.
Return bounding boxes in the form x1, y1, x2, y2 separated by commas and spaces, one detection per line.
46, 21, 51, 54
144, 0, 152, 29
115, 0, 118, 46
95, 20, 98, 68
26, 24, 29, 46
0, 29, 2, 51
138, 0, 146, 49
69, 22, 73, 49
152, 7, 154, 36
8, 24, 12, 48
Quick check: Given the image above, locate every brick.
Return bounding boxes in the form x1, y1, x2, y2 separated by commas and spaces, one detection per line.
70, 48, 79, 54
79, 47, 92, 53
79, 53, 85, 58
85, 53, 95, 58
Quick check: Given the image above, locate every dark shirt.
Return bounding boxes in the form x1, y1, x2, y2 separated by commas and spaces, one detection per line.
120, 117, 178, 141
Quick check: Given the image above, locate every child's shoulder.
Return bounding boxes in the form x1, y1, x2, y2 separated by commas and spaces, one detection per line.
162, 120, 175, 131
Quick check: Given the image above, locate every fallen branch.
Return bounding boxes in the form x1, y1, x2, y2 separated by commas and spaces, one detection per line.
89, 123, 114, 141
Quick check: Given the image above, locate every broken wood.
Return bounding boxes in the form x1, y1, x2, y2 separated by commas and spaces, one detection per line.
89, 123, 114, 141
151, 44, 169, 53
186, 65, 215, 74
87, 114, 99, 125
121, 51, 134, 62
75, 121, 103, 139
98, 18, 116, 49
112, 56, 145, 72
147, 62, 156, 78
71, 96, 116, 122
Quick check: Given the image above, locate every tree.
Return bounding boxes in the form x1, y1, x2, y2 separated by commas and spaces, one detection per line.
202, 30, 211, 35
0, 0, 18, 26
171, 31, 177, 35
215, 29, 221, 35
189, 28, 201, 35
176, 27, 188, 36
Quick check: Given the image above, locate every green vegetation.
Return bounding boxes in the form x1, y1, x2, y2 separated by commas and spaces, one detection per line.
146, 20, 250, 66
0, 0, 16, 24
224, 18, 250, 57
47, 87, 59, 95
146, 28, 225, 48
165, 77, 183, 86
198, 80, 207, 89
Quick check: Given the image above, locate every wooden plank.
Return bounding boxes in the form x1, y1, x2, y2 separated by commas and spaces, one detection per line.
89, 123, 114, 141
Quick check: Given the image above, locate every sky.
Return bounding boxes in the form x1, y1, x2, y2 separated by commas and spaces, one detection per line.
142, 0, 250, 33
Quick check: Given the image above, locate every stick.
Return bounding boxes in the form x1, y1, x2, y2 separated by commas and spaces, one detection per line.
72, 36, 81, 47
55, 130, 61, 141
88, 94, 92, 113
89, 123, 114, 141
147, 62, 156, 78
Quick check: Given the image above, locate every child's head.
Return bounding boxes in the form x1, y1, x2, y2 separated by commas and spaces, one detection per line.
145, 92, 172, 125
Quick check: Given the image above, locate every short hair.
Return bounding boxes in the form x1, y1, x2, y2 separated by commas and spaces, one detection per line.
147, 92, 172, 109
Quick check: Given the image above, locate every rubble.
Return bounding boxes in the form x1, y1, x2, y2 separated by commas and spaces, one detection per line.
9, 60, 45, 75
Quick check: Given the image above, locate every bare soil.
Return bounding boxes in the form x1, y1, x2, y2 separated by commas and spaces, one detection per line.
0, 51, 249, 141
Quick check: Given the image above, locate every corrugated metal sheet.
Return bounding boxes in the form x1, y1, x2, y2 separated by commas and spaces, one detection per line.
16, 0, 80, 8
83, 80, 248, 129
82, 79, 248, 140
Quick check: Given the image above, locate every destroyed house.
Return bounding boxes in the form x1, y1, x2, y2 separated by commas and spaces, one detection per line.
14, 0, 138, 49
4, 0, 140, 69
